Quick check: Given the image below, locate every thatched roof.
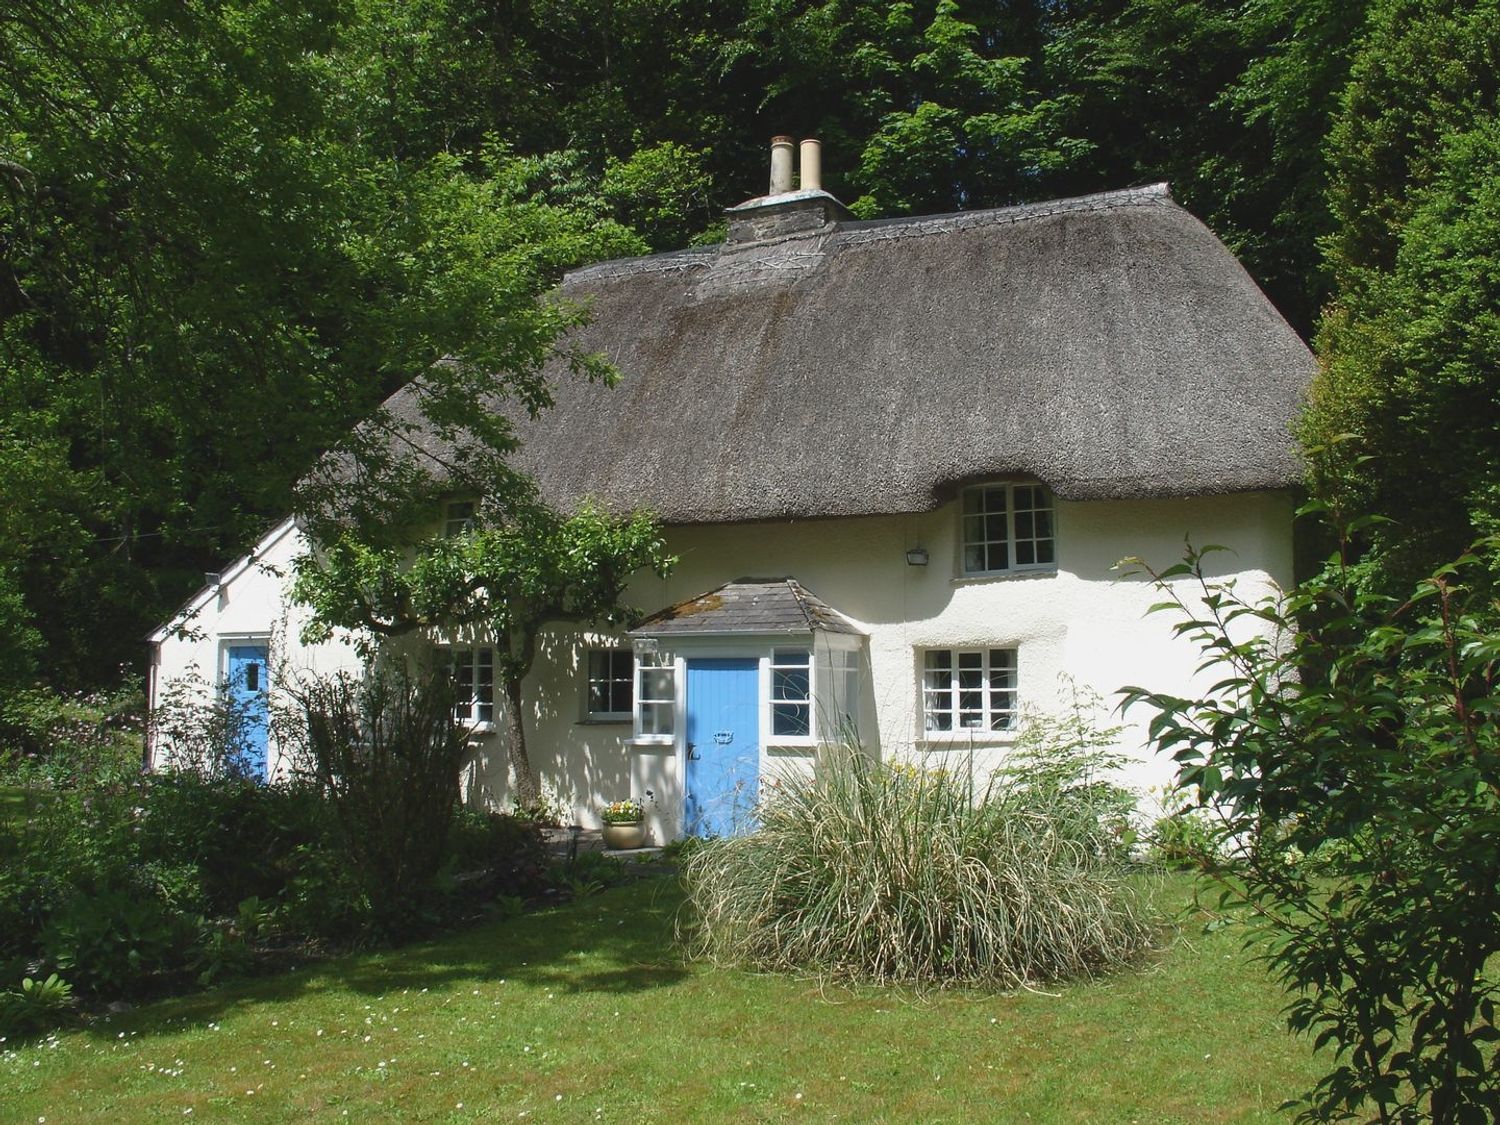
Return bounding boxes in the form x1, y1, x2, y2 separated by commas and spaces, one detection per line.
392, 183, 1315, 524
630, 578, 865, 637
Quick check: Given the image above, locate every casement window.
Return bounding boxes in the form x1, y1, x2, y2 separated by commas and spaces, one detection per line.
444, 500, 477, 538
636, 655, 676, 738
961, 483, 1055, 575
771, 648, 812, 737
448, 647, 495, 726
921, 648, 1017, 733
585, 648, 633, 721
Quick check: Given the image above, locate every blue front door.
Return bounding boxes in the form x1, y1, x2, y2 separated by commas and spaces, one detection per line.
226, 643, 270, 781
685, 658, 760, 838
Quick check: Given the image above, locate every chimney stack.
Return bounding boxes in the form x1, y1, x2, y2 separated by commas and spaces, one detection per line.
769, 136, 795, 195
726, 135, 849, 247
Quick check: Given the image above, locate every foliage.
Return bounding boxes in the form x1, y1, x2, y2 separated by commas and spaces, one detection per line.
448, 808, 552, 901
0, 974, 73, 1040
0, 0, 643, 696
1122, 537, 1500, 1122
1302, 0, 1500, 586
601, 798, 644, 825
38, 891, 196, 997
282, 667, 470, 936
292, 501, 674, 808
1145, 795, 1217, 872
681, 743, 1155, 988
147, 671, 265, 781
1001, 678, 1136, 861
0, 682, 144, 788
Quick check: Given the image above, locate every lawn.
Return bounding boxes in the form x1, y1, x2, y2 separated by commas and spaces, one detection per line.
0, 874, 1322, 1123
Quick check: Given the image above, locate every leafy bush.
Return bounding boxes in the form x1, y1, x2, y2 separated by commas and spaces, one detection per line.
38, 890, 194, 996
0, 683, 143, 789
681, 743, 1155, 989
0, 974, 74, 1040
448, 809, 551, 900
283, 667, 469, 936
1124, 538, 1500, 1122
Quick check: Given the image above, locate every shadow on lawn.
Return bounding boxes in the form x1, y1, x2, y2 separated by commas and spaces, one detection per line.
79, 877, 691, 1044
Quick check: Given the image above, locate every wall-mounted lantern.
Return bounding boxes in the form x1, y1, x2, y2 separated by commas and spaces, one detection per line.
905, 547, 929, 567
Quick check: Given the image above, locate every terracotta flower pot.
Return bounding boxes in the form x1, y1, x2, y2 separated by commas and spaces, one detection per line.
601, 822, 646, 850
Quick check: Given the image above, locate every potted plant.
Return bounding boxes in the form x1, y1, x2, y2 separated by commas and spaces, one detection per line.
601, 798, 646, 850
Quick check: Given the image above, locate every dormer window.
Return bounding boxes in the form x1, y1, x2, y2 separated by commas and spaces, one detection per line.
444, 500, 476, 538
961, 483, 1055, 575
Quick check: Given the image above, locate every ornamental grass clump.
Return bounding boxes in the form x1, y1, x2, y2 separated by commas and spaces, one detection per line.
680, 743, 1156, 989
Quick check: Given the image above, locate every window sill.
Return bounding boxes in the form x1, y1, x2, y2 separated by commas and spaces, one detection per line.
916, 733, 1017, 748
627, 737, 675, 750
461, 722, 497, 738
766, 742, 817, 756
951, 567, 1057, 586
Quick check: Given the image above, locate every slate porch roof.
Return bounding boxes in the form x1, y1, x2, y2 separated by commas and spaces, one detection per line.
628, 578, 864, 637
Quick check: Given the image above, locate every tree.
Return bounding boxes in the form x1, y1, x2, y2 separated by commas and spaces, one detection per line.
1124, 536, 1500, 1121
1302, 0, 1500, 586
0, 0, 643, 697
291, 498, 674, 810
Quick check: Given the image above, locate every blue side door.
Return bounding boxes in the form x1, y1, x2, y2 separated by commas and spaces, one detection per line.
226, 643, 270, 781
684, 658, 760, 838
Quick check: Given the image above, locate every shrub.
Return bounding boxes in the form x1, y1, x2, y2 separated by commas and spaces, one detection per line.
448, 809, 551, 900
284, 667, 469, 936
38, 890, 195, 996
0, 974, 74, 1040
681, 745, 1155, 989
1123, 537, 1500, 1122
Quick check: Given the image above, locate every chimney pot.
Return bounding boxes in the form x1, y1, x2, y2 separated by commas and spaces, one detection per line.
799, 138, 822, 192
769, 135, 795, 195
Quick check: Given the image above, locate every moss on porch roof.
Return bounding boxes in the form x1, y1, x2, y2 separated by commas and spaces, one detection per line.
629, 578, 864, 636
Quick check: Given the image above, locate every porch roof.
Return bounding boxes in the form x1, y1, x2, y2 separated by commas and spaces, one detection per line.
628, 578, 864, 637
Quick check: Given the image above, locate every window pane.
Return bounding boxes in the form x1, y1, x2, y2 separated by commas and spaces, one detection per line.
642, 669, 673, 700
1016, 541, 1035, 565
773, 668, 810, 700
1016, 511, 1034, 538
588, 683, 610, 712
1034, 510, 1053, 538
963, 489, 982, 514
772, 703, 810, 737
984, 513, 1007, 541
964, 545, 985, 573
1036, 540, 1055, 565
609, 681, 631, 714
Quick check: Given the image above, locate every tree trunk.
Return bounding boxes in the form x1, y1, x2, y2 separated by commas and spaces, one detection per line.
502, 674, 541, 811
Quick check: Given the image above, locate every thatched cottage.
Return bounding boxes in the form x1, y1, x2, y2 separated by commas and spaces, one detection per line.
149, 143, 1315, 842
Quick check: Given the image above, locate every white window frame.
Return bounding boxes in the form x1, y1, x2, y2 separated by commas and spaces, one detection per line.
633, 652, 677, 743
920, 647, 1018, 735
446, 646, 496, 730
444, 500, 477, 538
769, 647, 813, 740
959, 482, 1056, 576
584, 647, 633, 722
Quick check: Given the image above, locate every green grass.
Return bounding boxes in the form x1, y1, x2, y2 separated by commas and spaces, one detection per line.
0, 875, 1322, 1123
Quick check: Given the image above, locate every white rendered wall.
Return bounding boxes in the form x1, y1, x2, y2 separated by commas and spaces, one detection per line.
151, 491, 1293, 838
148, 520, 363, 780
480, 489, 1293, 838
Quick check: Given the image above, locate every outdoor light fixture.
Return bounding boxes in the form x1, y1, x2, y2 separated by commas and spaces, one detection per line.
905, 547, 929, 566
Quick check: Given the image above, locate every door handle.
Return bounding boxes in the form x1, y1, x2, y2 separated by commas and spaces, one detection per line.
687, 743, 700, 760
